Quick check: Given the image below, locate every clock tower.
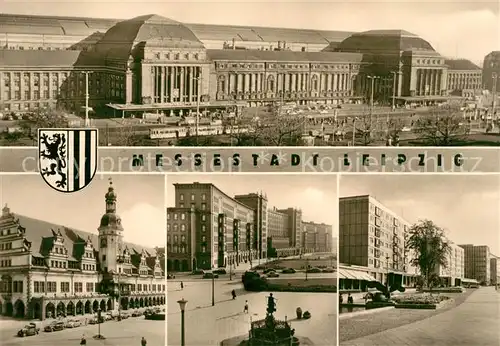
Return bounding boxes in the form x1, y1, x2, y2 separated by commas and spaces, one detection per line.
98, 179, 124, 273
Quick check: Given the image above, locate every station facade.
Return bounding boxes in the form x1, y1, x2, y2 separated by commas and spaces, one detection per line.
0, 13, 484, 117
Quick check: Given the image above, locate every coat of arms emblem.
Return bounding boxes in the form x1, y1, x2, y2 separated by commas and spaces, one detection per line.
38, 128, 98, 193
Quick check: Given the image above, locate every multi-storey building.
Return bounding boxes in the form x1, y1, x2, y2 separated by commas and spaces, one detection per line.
459, 244, 492, 285
0, 13, 473, 116
490, 255, 500, 286
166, 182, 255, 272
0, 181, 165, 320
434, 242, 464, 286
166, 184, 332, 271
482, 51, 500, 93
234, 193, 268, 259
339, 195, 415, 285
302, 221, 333, 252
277, 208, 303, 249
445, 59, 482, 98
266, 207, 294, 256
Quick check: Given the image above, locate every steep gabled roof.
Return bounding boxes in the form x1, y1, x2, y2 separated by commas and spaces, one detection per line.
13, 214, 158, 264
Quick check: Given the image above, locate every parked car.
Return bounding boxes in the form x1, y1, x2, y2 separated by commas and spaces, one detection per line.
167, 274, 175, 279
203, 272, 219, 279
65, 319, 81, 328
213, 268, 227, 274
263, 268, 276, 274
306, 267, 322, 273
267, 271, 280, 278
281, 268, 296, 274
192, 269, 204, 275
322, 267, 335, 273
44, 321, 65, 332
131, 310, 142, 317
119, 312, 130, 319
18, 323, 40, 337
104, 313, 114, 321
88, 316, 98, 325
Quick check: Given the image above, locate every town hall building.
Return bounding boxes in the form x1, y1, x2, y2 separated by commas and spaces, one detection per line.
0, 180, 165, 320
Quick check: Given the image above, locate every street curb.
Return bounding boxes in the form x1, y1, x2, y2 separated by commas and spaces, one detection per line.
339, 306, 394, 320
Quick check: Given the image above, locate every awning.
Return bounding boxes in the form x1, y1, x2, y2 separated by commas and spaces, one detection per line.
337, 268, 377, 281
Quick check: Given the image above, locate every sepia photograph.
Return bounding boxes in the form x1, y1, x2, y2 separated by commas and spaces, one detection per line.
0, 174, 166, 346
166, 174, 337, 346
338, 174, 500, 346
0, 1, 498, 147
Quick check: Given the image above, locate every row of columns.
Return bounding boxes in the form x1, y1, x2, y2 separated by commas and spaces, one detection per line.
227, 73, 265, 94
416, 69, 443, 96
151, 66, 201, 104
0, 71, 67, 102
224, 72, 351, 95
448, 73, 481, 91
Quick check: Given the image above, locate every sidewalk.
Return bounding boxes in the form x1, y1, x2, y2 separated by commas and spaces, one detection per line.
341, 287, 500, 346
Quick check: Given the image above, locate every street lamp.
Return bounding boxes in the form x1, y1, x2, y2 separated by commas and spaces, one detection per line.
386, 255, 390, 286
390, 71, 398, 110
93, 308, 105, 340
193, 73, 202, 145
177, 298, 188, 346
211, 267, 215, 306
366, 76, 381, 113
80, 71, 93, 127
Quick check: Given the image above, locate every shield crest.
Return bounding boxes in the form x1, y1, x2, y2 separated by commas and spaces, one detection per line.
38, 128, 98, 193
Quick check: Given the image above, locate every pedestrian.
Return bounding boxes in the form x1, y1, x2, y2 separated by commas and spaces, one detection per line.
231, 289, 236, 300
80, 334, 87, 345
141, 336, 147, 346
347, 293, 354, 304
180, 281, 184, 290
339, 293, 343, 304
243, 300, 249, 314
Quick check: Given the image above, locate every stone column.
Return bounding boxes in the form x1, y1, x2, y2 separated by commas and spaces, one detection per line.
169, 67, 173, 102
125, 70, 133, 104
187, 67, 192, 103
159, 66, 164, 103
440, 69, 447, 96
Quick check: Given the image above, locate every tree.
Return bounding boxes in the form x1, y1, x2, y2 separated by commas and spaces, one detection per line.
386, 118, 405, 146
258, 114, 306, 146
414, 107, 470, 145
406, 220, 452, 289
17, 107, 70, 139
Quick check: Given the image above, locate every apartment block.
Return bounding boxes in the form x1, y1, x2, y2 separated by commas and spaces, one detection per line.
339, 195, 414, 283
459, 244, 491, 285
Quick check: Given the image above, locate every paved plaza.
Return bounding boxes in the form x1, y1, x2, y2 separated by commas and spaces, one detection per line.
340, 287, 500, 346
1, 316, 165, 346
168, 279, 336, 346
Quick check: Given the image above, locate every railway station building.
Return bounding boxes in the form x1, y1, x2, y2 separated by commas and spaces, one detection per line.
0, 13, 481, 117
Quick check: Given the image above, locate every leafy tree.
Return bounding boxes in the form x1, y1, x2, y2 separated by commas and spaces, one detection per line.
406, 220, 451, 289
414, 107, 470, 145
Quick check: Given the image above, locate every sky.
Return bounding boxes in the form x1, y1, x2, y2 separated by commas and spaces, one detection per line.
1, 0, 499, 65
340, 174, 500, 255
0, 174, 166, 248
166, 174, 338, 234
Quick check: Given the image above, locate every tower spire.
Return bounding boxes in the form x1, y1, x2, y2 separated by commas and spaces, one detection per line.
105, 178, 117, 213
